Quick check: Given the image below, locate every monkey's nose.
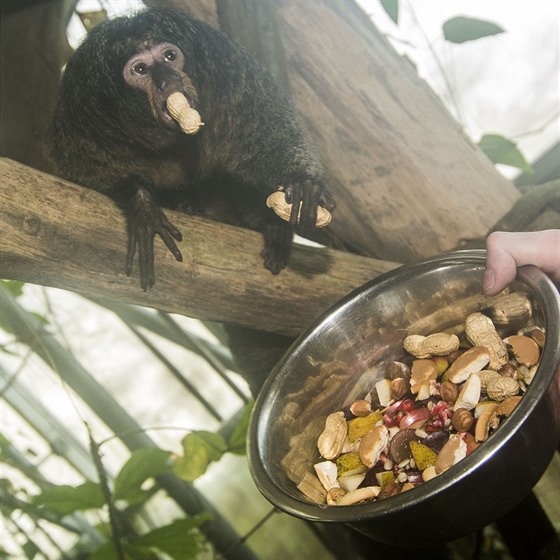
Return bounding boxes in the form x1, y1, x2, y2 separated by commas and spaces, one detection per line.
152, 63, 181, 91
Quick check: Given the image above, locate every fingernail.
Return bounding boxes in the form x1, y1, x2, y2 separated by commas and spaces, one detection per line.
482, 269, 495, 293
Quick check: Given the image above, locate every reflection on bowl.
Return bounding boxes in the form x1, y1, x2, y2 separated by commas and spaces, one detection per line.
248, 250, 560, 547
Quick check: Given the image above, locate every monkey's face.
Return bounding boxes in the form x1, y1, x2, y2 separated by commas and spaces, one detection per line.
123, 42, 199, 131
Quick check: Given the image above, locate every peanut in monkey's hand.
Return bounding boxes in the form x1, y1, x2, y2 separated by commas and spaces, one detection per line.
166, 92, 204, 135
266, 190, 332, 228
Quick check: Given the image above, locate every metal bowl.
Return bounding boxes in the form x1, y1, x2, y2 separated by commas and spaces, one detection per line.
248, 250, 560, 547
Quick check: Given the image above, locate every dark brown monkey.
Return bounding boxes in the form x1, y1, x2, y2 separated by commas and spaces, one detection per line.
46, 7, 335, 289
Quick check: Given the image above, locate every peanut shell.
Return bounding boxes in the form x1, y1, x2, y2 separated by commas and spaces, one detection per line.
266, 191, 332, 228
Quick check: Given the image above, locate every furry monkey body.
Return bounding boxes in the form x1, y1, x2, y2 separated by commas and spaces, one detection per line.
46, 8, 335, 289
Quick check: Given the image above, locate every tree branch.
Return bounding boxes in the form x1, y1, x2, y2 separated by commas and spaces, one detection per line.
0, 158, 398, 336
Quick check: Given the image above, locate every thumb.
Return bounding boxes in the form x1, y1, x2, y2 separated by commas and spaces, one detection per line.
482, 233, 519, 295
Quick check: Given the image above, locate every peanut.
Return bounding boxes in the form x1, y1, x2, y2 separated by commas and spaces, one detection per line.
403, 332, 460, 358
317, 411, 347, 460
465, 312, 508, 370
166, 92, 203, 134
266, 191, 332, 228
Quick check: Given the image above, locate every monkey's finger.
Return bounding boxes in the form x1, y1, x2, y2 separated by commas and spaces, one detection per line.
159, 213, 183, 242
125, 230, 138, 276
283, 184, 303, 227
159, 230, 183, 263
138, 234, 156, 291
301, 203, 318, 233
289, 199, 301, 227
156, 213, 183, 262
319, 189, 336, 212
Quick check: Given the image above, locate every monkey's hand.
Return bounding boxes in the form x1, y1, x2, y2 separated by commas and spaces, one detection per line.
125, 187, 183, 290
283, 180, 336, 235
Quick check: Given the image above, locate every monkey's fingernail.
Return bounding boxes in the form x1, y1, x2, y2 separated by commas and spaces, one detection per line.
166, 92, 204, 135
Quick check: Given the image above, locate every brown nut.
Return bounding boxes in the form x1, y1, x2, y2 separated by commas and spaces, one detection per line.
410, 359, 439, 394
349, 399, 372, 417
404, 332, 460, 358
166, 92, 204, 134
498, 363, 517, 378
495, 395, 522, 417
434, 434, 467, 474
451, 408, 474, 432
266, 191, 332, 228
446, 346, 490, 384
440, 381, 459, 404
528, 327, 545, 349
326, 487, 347, 505
477, 369, 502, 391
385, 361, 411, 381
465, 312, 508, 370
475, 402, 499, 442
390, 377, 408, 400
359, 425, 389, 468
317, 411, 347, 460
489, 292, 532, 325
505, 335, 540, 367
486, 376, 520, 401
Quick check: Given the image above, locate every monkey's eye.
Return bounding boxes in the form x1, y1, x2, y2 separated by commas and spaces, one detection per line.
163, 50, 177, 62
132, 62, 150, 76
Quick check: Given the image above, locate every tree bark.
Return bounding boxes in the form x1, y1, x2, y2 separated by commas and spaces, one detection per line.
0, 158, 398, 337
0, 0, 77, 173
273, 1, 521, 262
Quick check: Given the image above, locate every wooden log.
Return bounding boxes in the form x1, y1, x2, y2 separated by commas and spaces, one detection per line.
0, 158, 398, 337
275, 1, 521, 262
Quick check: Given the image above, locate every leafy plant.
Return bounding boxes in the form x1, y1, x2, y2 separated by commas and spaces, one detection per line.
22, 398, 254, 559
1, 282, 255, 558
478, 134, 532, 172
173, 400, 254, 480
442, 16, 505, 44
378, 0, 534, 173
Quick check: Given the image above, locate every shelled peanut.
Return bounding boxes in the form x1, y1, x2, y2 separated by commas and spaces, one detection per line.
300, 292, 545, 506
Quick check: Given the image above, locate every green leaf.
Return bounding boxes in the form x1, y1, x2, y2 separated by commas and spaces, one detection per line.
227, 400, 254, 455
380, 0, 398, 25
1, 280, 25, 298
443, 16, 505, 44
478, 134, 533, 172
172, 431, 227, 481
134, 515, 212, 559
22, 540, 40, 560
113, 448, 171, 504
33, 481, 105, 515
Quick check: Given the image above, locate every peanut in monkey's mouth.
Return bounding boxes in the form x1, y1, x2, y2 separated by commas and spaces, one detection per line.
165, 91, 204, 135
160, 91, 190, 123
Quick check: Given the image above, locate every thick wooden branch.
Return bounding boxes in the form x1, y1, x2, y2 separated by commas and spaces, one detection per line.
0, 158, 398, 336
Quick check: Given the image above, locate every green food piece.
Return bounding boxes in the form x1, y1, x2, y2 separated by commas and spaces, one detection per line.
376, 471, 395, 488
409, 440, 438, 471
348, 410, 383, 442
336, 452, 365, 477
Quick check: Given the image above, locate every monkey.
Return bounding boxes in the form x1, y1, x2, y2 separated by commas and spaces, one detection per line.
46, 7, 335, 290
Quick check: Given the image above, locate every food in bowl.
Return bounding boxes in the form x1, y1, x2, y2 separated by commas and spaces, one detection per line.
297, 291, 545, 506
248, 252, 560, 546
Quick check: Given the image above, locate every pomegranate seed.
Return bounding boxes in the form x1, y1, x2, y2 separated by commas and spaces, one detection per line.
400, 399, 415, 413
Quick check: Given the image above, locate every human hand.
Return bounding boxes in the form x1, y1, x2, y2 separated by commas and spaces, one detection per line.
482, 230, 560, 296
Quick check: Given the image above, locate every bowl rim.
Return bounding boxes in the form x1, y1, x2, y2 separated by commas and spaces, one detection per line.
248, 249, 560, 523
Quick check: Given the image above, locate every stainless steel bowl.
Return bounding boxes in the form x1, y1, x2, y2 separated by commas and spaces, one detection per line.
248, 250, 560, 547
